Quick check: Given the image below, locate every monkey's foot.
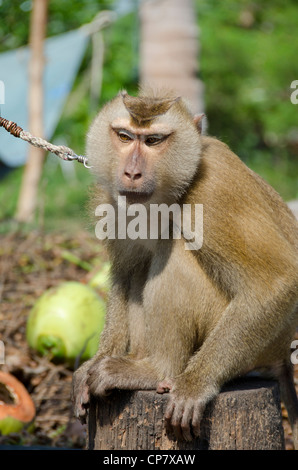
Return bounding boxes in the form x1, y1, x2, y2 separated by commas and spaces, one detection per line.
86, 357, 118, 397
71, 361, 92, 424
87, 356, 160, 396
74, 384, 89, 422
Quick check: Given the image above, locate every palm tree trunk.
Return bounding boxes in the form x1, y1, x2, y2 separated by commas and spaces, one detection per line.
15, 0, 48, 223
139, 0, 204, 113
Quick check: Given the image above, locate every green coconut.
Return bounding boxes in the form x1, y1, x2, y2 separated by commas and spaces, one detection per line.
0, 416, 26, 435
26, 281, 106, 365
88, 262, 111, 294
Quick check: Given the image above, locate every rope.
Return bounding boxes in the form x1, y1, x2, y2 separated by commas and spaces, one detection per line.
0, 116, 91, 168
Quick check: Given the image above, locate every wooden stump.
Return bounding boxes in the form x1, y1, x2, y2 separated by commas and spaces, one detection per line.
87, 378, 285, 450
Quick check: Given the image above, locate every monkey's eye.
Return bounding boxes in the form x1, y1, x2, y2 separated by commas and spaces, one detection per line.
145, 135, 164, 146
118, 131, 133, 143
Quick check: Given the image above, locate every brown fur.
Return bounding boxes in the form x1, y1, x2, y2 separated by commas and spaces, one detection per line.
72, 90, 298, 447
121, 91, 181, 126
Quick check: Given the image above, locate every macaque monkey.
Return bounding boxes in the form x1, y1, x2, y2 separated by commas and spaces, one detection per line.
72, 88, 298, 447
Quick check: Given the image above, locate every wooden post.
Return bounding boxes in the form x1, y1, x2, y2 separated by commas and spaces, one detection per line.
87, 378, 285, 450
15, 0, 48, 223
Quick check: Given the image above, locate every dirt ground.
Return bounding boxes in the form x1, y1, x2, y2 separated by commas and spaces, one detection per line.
0, 230, 297, 450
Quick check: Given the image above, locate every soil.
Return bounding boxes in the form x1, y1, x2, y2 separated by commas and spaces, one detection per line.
0, 230, 297, 450
0, 230, 108, 449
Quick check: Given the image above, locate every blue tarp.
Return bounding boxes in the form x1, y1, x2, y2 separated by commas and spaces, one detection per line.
0, 28, 89, 167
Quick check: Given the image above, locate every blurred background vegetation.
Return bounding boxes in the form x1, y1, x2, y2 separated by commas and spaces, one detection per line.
0, 0, 297, 232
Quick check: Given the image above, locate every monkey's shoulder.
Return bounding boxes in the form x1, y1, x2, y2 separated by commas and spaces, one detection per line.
199, 135, 251, 175
185, 135, 258, 205
190, 135, 289, 211
186, 136, 298, 252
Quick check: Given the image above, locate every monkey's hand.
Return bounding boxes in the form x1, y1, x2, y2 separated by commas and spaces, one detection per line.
163, 377, 217, 442
71, 359, 93, 424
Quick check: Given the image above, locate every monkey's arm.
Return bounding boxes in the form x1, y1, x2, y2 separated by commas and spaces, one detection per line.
86, 256, 163, 396
165, 282, 297, 441
71, 282, 129, 421
164, 226, 298, 441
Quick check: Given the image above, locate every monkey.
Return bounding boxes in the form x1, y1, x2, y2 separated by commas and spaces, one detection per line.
71, 88, 298, 447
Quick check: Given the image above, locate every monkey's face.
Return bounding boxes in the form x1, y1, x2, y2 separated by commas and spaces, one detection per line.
110, 118, 174, 205
87, 91, 202, 206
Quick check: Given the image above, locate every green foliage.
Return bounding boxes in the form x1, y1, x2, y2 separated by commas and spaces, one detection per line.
195, 0, 298, 199
0, 0, 114, 52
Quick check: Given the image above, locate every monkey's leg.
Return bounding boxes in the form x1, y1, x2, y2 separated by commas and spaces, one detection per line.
72, 283, 129, 422
277, 360, 298, 449
164, 290, 298, 442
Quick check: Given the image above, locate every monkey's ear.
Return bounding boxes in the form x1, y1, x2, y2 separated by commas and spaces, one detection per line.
194, 113, 205, 134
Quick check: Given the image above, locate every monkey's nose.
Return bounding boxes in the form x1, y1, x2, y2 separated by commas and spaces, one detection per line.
124, 170, 142, 181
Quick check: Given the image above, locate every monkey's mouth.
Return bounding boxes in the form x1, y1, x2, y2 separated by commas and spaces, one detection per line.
118, 190, 153, 204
